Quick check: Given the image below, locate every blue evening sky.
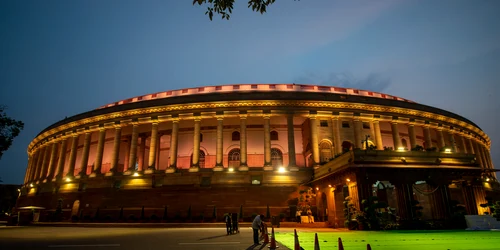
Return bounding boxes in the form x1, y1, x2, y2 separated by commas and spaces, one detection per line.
1, 0, 498, 184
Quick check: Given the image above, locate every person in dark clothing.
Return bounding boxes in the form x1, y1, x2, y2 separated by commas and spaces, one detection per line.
252, 214, 265, 245
231, 213, 239, 234
224, 213, 232, 235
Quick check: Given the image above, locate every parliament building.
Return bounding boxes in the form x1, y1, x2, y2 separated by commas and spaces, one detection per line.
17, 84, 497, 226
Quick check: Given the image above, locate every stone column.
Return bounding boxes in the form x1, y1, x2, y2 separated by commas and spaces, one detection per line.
39, 142, 52, 180
55, 138, 68, 180
34, 146, 46, 181
448, 131, 457, 152
137, 135, 146, 171
408, 124, 417, 149
147, 122, 158, 171
214, 117, 224, 171
263, 115, 273, 171
472, 140, 484, 168
373, 120, 383, 150
190, 117, 201, 172
437, 128, 445, 149
288, 113, 298, 171
331, 116, 342, 154
429, 184, 451, 220
166, 119, 179, 173
27, 150, 37, 182
467, 137, 475, 154
46, 142, 58, 180
109, 126, 122, 175
91, 128, 106, 176
155, 134, 161, 170
423, 125, 433, 150
66, 134, 79, 178
459, 134, 468, 153
309, 115, 320, 168
462, 184, 478, 215
123, 138, 130, 172
391, 121, 401, 150
239, 115, 248, 171
394, 183, 414, 221
353, 118, 363, 149
78, 132, 91, 177
480, 145, 491, 169
127, 123, 139, 173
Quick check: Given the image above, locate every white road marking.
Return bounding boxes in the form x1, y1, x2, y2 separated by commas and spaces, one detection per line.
178, 242, 240, 245
48, 244, 120, 248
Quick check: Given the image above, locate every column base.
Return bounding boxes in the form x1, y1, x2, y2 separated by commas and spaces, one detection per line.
188, 167, 200, 173
144, 169, 155, 174
263, 165, 274, 171
238, 165, 249, 171
165, 168, 176, 174
89, 172, 101, 178
123, 170, 133, 176
105, 172, 114, 177
289, 166, 300, 172
213, 166, 224, 172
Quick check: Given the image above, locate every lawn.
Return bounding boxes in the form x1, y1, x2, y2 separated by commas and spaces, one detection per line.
274, 230, 500, 250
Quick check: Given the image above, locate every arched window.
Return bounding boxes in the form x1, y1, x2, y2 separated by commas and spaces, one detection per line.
190, 150, 206, 168
232, 131, 240, 141
270, 131, 279, 141
401, 139, 408, 150
342, 141, 352, 152
271, 148, 283, 167
320, 141, 333, 163
199, 150, 205, 168
228, 148, 240, 167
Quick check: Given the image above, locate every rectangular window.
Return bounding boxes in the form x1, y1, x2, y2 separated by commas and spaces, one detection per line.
233, 85, 240, 90
198, 87, 205, 92
287, 84, 294, 89
215, 86, 222, 90
342, 121, 350, 128
182, 89, 188, 93
269, 84, 276, 89
320, 120, 328, 127
251, 84, 258, 89
166, 91, 172, 96
363, 122, 370, 129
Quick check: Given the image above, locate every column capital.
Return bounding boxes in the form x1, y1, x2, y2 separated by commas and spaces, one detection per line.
216, 115, 224, 121
239, 114, 247, 119
263, 114, 271, 120
170, 118, 180, 123
194, 116, 201, 122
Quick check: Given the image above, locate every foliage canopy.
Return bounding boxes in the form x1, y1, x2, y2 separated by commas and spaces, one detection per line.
192, 0, 276, 20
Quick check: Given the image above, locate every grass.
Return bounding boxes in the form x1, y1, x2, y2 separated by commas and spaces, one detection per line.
275, 230, 500, 250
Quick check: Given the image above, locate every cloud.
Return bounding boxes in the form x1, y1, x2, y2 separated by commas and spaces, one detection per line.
293, 72, 391, 92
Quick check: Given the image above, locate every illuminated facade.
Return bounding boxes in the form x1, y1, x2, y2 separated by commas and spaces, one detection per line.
17, 84, 497, 225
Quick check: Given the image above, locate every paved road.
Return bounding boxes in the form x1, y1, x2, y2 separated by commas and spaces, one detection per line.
0, 226, 291, 250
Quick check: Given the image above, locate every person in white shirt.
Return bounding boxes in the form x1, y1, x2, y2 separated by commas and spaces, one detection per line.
252, 214, 265, 245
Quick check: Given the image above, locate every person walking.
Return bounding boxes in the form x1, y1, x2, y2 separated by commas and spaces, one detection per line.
307, 208, 313, 223
231, 213, 239, 234
224, 213, 232, 235
296, 209, 302, 223
252, 214, 266, 245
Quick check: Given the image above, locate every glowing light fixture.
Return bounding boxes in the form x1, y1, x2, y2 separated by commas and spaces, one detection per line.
486, 178, 490, 182
397, 147, 405, 151
328, 184, 332, 188
228, 167, 234, 172
278, 167, 286, 173
444, 148, 452, 153
133, 172, 140, 177
29, 183, 33, 187
316, 187, 319, 191
346, 178, 351, 182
